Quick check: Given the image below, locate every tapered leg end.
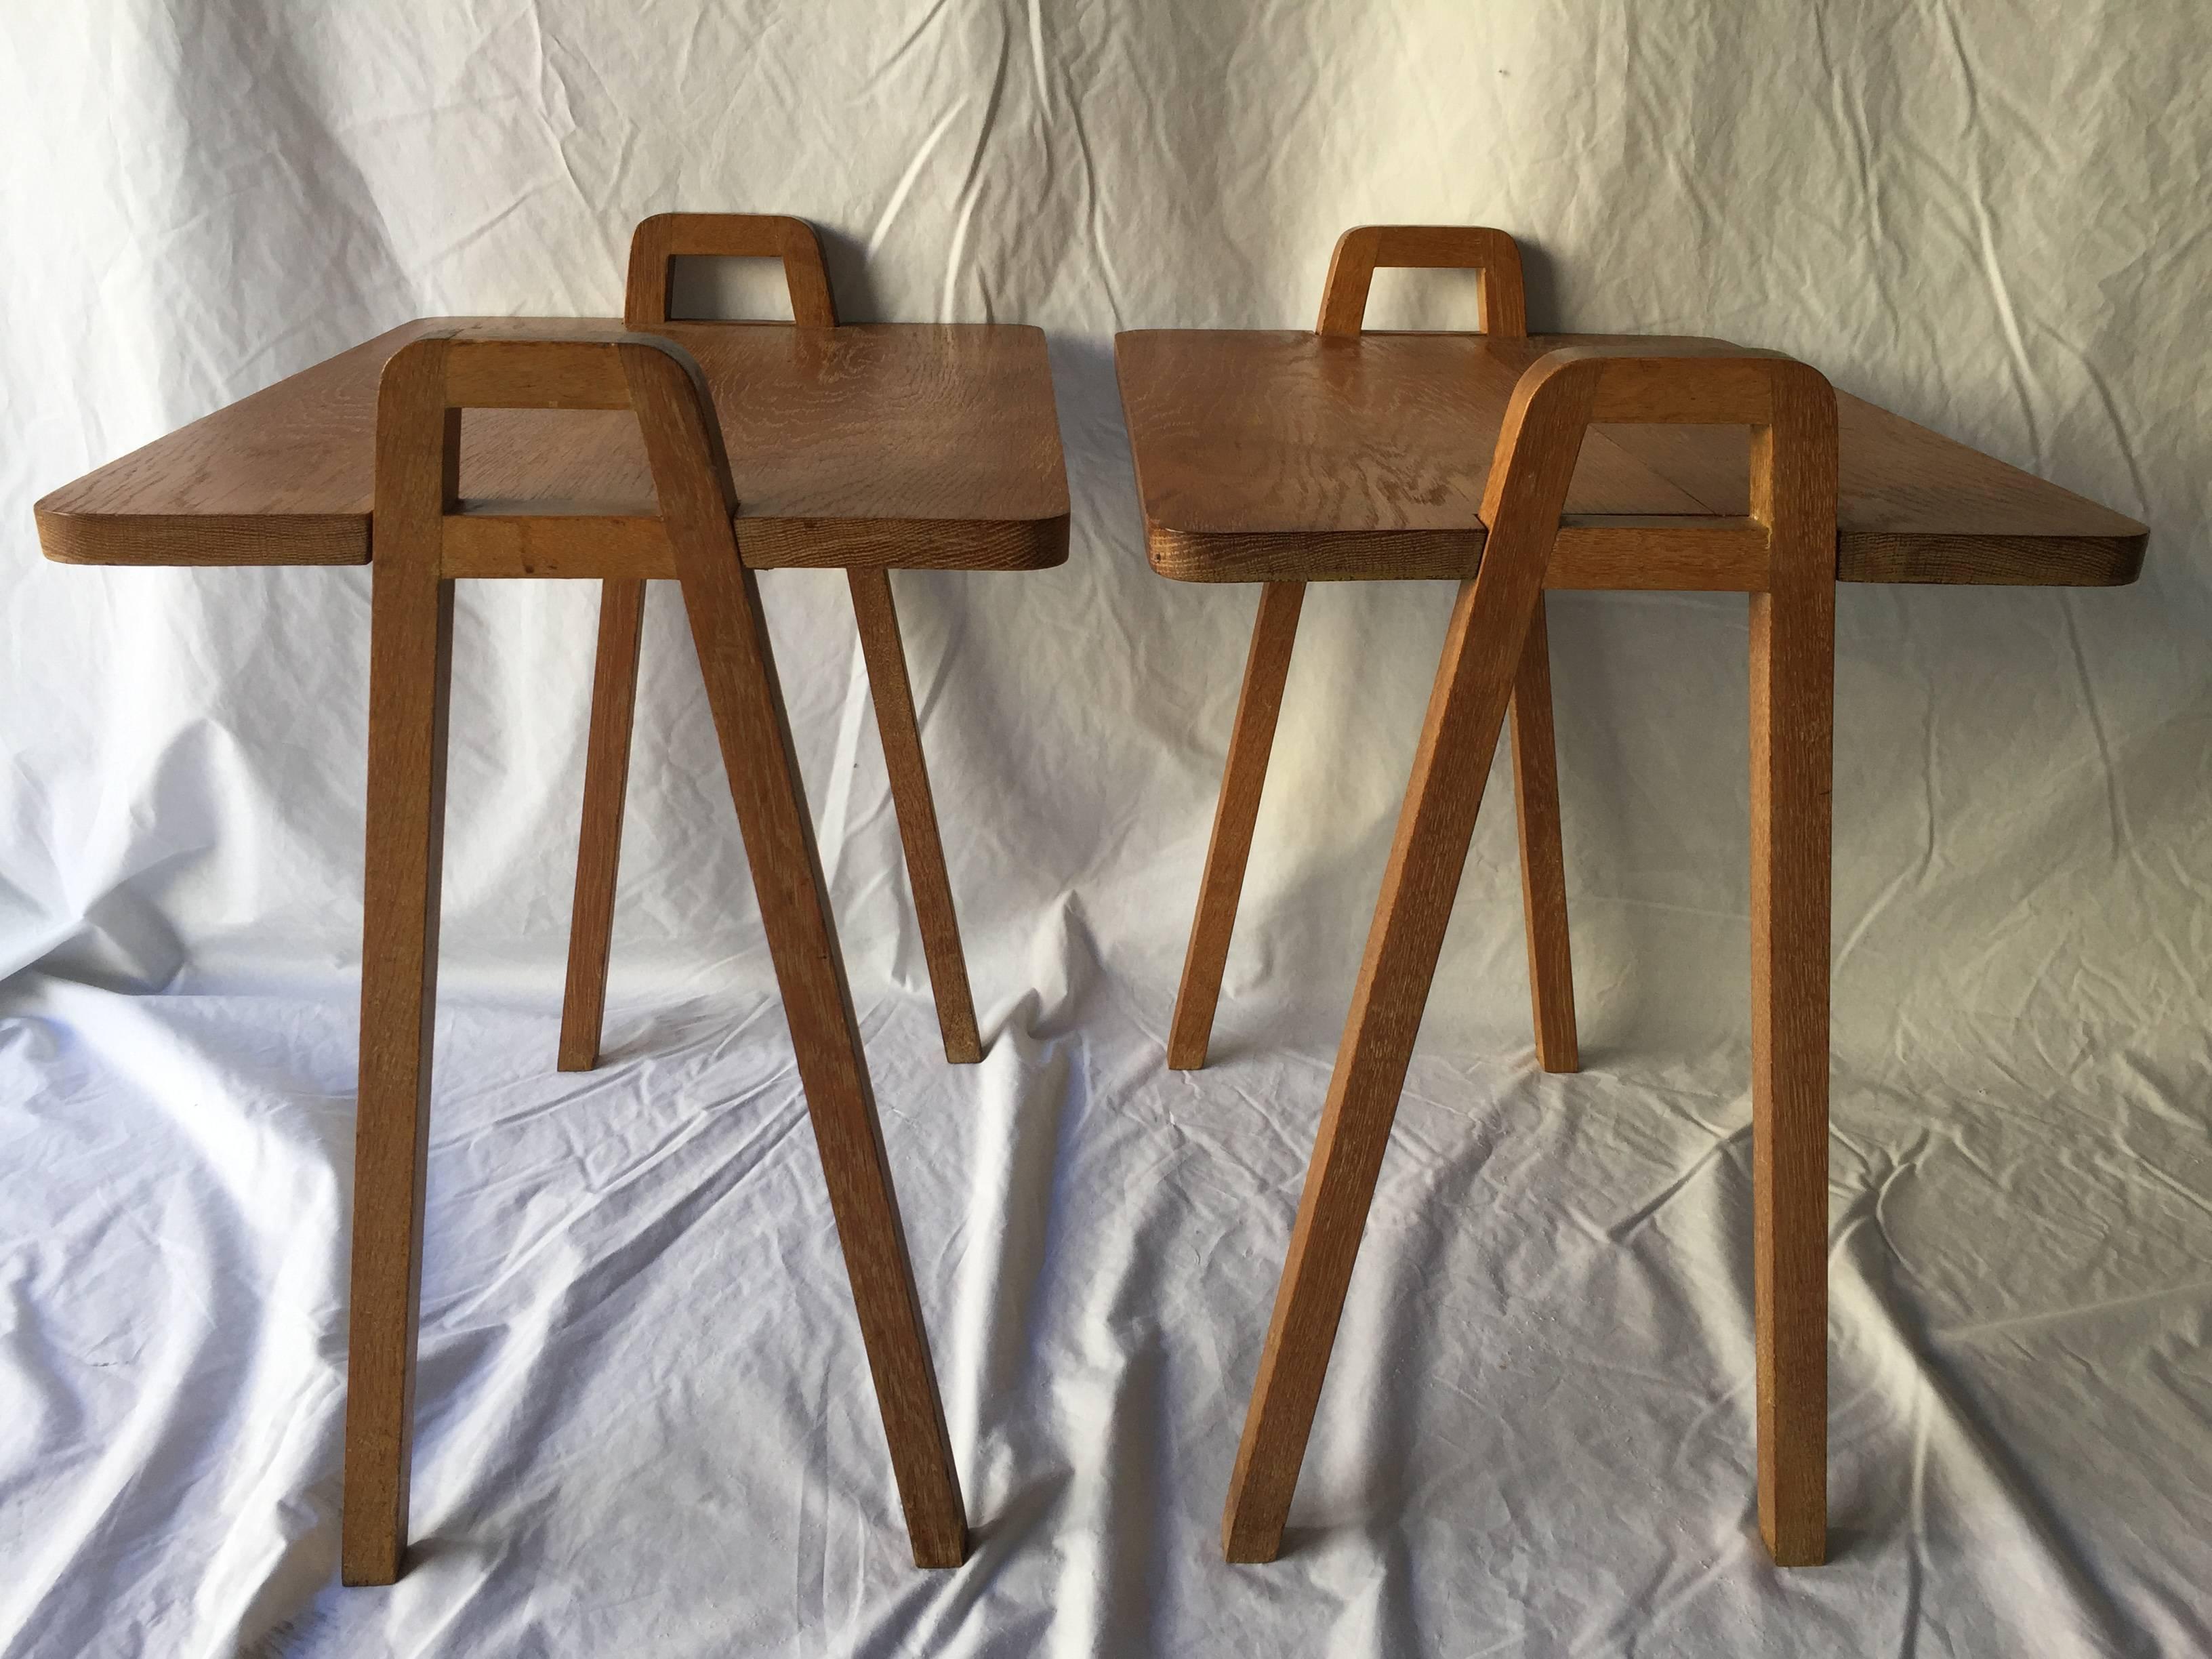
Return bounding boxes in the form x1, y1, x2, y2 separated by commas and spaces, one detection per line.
1761, 1509, 1826, 1568
340, 1532, 405, 1588
1221, 1496, 1286, 1565
907, 1517, 969, 1570
1534, 1033, 1580, 1075
938, 1015, 983, 1067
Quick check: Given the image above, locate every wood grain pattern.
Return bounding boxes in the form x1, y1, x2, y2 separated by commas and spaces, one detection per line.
562, 219, 822, 1078
344, 334, 460, 1587
443, 340, 632, 408
429, 508, 1063, 579
1221, 348, 1839, 1568
1316, 225, 1527, 337
626, 213, 838, 329
437, 508, 669, 578
1317, 226, 1574, 1074
549, 217, 990, 1077
557, 576, 645, 1073
1166, 580, 1305, 1071
1112, 330, 2146, 586
848, 568, 982, 1065
38, 317, 1069, 571
1166, 229, 1570, 1077
617, 335, 966, 1568
1746, 365, 1837, 1570
1222, 351, 1607, 1563
340, 329, 967, 1583
1509, 596, 1578, 1074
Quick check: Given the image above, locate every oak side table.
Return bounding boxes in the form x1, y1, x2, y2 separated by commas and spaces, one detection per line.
37, 261, 1069, 1582
1114, 224, 2147, 1568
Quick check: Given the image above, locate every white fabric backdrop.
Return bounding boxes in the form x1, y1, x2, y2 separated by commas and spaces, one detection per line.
3, 3, 2208, 1654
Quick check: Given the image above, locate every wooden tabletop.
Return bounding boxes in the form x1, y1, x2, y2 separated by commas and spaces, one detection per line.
1114, 331, 2146, 586
38, 317, 1070, 572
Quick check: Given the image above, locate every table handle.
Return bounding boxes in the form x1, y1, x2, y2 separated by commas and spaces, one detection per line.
625, 211, 839, 329
1316, 224, 1527, 337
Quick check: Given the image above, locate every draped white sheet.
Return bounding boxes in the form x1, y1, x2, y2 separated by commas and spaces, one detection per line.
2, 3, 2207, 1654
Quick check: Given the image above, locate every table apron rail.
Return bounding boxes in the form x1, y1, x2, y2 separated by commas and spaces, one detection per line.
432, 506, 1065, 577
441, 510, 674, 578
1143, 520, 2145, 590
1547, 516, 1769, 591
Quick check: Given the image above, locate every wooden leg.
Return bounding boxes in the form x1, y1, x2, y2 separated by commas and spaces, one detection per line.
1508, 596, 1579, 1073
621, 336, 963, 1564
678, 554, 967, 1566
342, 553, 455, 1585
847, 569, 982, 1065
558, 577, 647, 1073
1748, 574, 1833, 1567
1168, 581, 1305, 1070
1223, 571, 1538, 1562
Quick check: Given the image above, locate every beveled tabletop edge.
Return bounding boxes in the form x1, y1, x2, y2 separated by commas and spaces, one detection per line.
36, 510, 368, 567
37, 509, 1073, 573
1141, 523, 2146, 587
